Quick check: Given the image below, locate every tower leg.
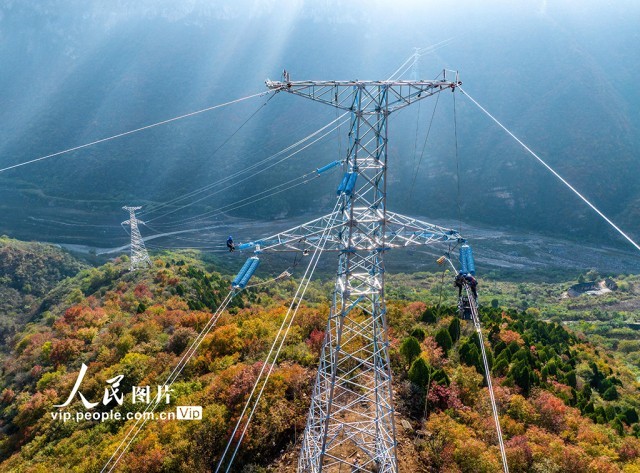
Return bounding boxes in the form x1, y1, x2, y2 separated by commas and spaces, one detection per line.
298, 253, 397, 472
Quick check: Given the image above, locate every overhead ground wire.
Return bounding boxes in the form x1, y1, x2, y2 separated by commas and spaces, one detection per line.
459, 87, 640, 253
0, 91, 273, 174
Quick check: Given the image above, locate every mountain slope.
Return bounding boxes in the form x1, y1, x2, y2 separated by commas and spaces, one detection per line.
0, 245, 637, 471
0, 237, 87, 346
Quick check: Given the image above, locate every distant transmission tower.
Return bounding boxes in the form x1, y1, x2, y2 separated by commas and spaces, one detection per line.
237, 73, 462, 472
122, 206, 151, 271
411, 47, 420, 80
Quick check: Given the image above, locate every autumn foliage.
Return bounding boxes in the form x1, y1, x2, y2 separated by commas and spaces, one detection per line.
0, 247, 638, 472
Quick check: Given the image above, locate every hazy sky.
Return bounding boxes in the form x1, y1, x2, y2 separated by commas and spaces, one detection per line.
1, 0, 639, 248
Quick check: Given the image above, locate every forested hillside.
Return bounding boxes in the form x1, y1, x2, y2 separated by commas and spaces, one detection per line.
0, 241, 637, 472
0, 236, 87, 346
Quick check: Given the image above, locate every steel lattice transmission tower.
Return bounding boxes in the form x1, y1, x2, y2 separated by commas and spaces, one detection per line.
240, 73, 462, 472
122, 206, 152, 271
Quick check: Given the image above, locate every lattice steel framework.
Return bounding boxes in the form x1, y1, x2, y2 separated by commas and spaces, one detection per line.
257, 74, 461, 472
122, 206, 152, 271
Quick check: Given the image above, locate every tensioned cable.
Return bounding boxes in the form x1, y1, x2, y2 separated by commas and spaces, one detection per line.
146, 244, 229, 251
141, 112, 347, 218
141, 113, 348, 217
465, 284, 509, 473
386, 39, 454, 81
215, 199, 340, 473
391, 59, 419, 83
336, 105, 343, 162
387, 54, 417, 81
412, 101, 422, 174
31, 114, 347, 232
104, 292, 235, 468
113, 178, 302, 248
408, 92, 440, 200
121, 168, 338, 256
223, 209, 338, 472
207, 93, 274, 160
102, 289, 239, 472
0, 91, 273, 174
453, 90, 462, 234
143, 115, 349, 224
142, 164, 329, 233
27, 217, 121, 229
223, 248, 325, 472
166, 171, 322, 226
459, 87, 640, 253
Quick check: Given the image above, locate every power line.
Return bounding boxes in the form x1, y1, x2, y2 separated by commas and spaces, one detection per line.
465, 284, 509, 473
459, 87, 640, 253
408, 92, 440, 200
0, 91, 273, 174
143, 167, 325, 232
25, 113, 347, 232
215, 199, 340, 473
101, 163, 338, 253
102, 289, 239, 472
142, 114, 349, 223
143, 114, 344, 227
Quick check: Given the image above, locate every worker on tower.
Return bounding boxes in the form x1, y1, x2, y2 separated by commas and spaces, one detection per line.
226, 236, 235, 252
454, 272, 466, 297
465, 273, 478, 300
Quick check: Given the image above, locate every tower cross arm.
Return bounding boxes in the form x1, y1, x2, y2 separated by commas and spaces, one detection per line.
265, 73, 461, 113
235, 210, 462, 254
121, 219, 146, 226
384, 211, 462, 248
235, 212, 345, 254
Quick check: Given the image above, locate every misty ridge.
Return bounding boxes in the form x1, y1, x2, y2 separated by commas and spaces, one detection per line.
0, 0, 639, 253
1, 4, 640, 472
